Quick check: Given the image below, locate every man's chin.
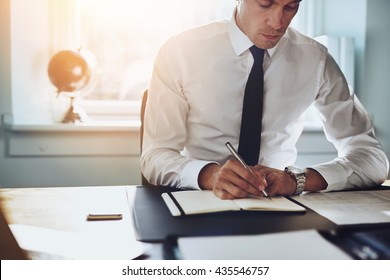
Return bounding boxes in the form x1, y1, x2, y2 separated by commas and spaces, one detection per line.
255, 41, 279, 50
253, 33, 284, 49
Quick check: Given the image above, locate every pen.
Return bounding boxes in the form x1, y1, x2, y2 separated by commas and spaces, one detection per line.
87, 213, 123, 221
225, 142, 271, 200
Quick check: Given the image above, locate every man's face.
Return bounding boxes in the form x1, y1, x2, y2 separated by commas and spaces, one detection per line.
236, 0, 301, 49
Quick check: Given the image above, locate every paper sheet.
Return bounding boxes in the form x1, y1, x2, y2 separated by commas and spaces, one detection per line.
10, 223, 144, 260
293, 190, 390, 225
382, 180, 390, 187
178, 230, 352, 260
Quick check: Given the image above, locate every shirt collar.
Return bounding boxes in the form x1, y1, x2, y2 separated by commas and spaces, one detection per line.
228, 8, 279, 58
228, 8, 253, 56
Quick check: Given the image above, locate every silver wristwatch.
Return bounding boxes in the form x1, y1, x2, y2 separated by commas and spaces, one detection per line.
284, 166, 306, 195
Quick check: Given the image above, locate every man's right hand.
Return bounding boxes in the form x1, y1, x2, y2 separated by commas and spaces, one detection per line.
198, 160, 267, 200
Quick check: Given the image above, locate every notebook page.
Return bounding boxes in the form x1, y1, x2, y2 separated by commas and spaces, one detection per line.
171, 190, 240, 215
234, 196, 306, 212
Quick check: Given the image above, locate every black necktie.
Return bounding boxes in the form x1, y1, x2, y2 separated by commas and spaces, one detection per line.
238, 46, 265, 165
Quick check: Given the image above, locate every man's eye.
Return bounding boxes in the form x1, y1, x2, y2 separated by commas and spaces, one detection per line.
258, 0, 273, 8
284, 3, 299, 11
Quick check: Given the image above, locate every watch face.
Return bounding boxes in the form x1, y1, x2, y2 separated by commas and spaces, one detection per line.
288, 166, 305, 174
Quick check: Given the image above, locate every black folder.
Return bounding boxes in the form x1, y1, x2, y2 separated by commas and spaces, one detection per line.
130, 186, 338, 242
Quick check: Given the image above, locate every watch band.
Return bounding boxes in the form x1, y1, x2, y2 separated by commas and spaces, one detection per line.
294, 173, 306, 195
284, 166, 306, 195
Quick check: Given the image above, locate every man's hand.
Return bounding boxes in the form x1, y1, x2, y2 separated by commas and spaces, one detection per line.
199, 162, 328, 199
198, 160, 267, 199
252, 165, 297, 196
252, 165, 328, 196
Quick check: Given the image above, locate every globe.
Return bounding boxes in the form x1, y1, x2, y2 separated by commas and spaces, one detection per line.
48, 48, 97, 123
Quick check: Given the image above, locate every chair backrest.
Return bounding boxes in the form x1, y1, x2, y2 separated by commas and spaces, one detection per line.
140, 90, 152, 186
140, 89, 148, 151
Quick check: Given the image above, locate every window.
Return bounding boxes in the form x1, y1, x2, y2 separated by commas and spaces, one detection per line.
8, 0, 322, 125
74, 0, 236, 119
65, 0, 320, 120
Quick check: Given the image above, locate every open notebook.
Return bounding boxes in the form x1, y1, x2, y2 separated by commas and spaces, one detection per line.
162, 190, 306, 216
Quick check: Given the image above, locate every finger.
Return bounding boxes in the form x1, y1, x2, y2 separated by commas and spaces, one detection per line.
215, 174, 254, 198
221, 160, 262, 197
263, 172, 287, 196
211, 165, 253, 199
247, 167, 268, 194
229, 173, 261, 197
228, 172, 263, 197
213, 186, 237, 200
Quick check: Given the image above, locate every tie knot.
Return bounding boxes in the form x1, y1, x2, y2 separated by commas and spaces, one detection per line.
249, 45, 265, 62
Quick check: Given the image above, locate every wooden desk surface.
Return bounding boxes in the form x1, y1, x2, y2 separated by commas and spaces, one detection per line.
0, 186, 124, 230
0, 186, 146, 260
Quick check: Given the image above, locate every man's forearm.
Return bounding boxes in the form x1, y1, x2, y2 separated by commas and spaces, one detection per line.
304, 168, 328, 192
198, 163, 220, 190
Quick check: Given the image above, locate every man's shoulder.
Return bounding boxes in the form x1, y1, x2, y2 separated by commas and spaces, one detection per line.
169, 20, 229, 44
156, 20, 231, 64
284, 28, 327, 53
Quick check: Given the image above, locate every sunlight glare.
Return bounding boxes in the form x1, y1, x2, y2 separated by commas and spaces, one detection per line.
78, 0, 236, 38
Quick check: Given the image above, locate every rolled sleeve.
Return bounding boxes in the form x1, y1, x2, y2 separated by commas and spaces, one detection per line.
310, 159, 352, 192
179, 160, 218, 189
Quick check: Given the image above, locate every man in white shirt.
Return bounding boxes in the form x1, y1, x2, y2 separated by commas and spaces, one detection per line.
141, 0, 389, 199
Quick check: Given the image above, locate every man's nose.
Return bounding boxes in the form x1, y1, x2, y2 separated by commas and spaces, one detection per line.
267, 8, 284, 30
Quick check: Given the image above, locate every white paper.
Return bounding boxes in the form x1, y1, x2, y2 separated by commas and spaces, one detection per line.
293, 190, 390, 225
178, 230, 352, 260
10, 222, 144, 260
382, 180, 390, 187
9, 187, 144, 260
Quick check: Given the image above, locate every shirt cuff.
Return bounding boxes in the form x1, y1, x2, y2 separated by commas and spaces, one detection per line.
179, 160, 218, 190
309, 160, 352, 192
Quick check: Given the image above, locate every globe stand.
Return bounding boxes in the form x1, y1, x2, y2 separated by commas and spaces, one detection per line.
62, 97, 90, 123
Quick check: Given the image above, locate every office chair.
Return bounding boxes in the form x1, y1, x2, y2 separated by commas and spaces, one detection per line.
140, 90, 153, 186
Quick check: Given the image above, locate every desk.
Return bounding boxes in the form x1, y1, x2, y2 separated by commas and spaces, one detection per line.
2, 185, 390, 260
0, 186, 153, 260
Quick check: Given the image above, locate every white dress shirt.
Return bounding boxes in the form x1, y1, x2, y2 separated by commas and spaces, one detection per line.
141, 14, 389, 191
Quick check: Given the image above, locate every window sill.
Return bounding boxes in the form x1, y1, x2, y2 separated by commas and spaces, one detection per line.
3, 115, 140, 133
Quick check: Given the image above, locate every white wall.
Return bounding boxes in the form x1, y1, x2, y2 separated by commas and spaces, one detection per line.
0, 0, 12, 116
363, 0, 390, 168
10, 0, 53, 123
320, 0, 367, 96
